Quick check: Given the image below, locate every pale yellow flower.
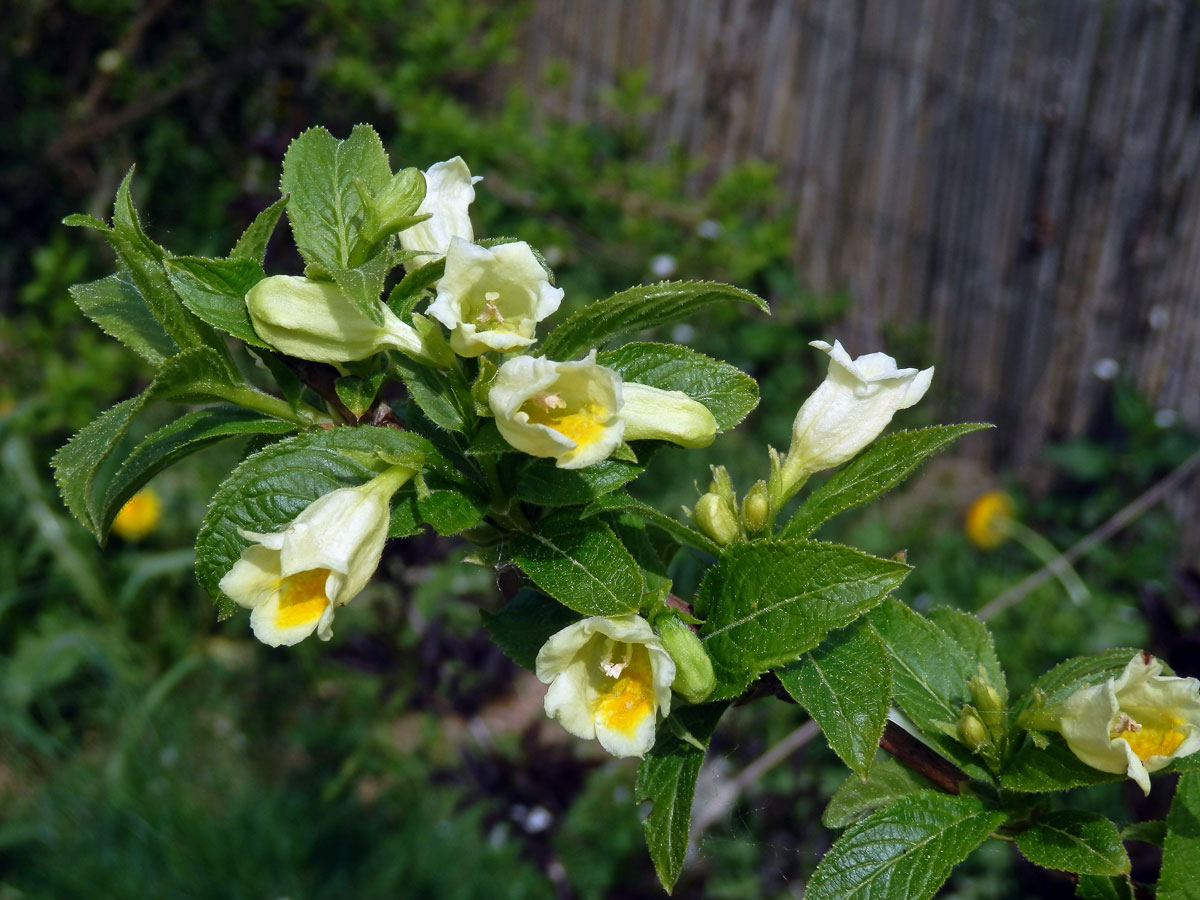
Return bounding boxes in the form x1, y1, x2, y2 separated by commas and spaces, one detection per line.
536, 615, 676, 758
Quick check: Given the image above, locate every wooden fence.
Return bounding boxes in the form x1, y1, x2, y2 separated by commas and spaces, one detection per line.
501, 0, 1200, 531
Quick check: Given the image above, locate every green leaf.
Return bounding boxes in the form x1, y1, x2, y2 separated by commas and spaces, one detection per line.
391, 353, 470, 433
582, 492, 721, 556
106, 168, 235, 368
1119, 819, 1166, 847
69, 274, 179, 365
52, 347, 238, 538
466, 420, 513, 456
164, 256, 268, 347
415, 481, 486, 536
195, 426, 436, 618
775, 620, 892, 778
868, 598, 991, 779
1015, 811, 1129, 876
231, 195, 289, 264
1012, 648, 1142, 718
480, 589, 581, 671
280, 125, 393, 322
509, 513, 644, 617
823, 759, 938, 829
697, 541, 910, 701
334, 370, 386, 419
597, 342, 759, 431
1002, 734, 1124, 793
63, 212, 110, 231
538, 280, 769, 361
636, 702, 727, 893
927, 607, 1006, 706
805, 791, 1005, 900
1160, 772, 1200, 900
387, 259, 445, 320
97, 407, 296, 539
362, 167, 427, 244
781, 425, 991, 539
513, 457, 643, 507
1076, 875, 1135, 900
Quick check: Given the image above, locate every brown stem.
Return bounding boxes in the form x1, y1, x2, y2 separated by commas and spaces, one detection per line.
880, 721, 968, 795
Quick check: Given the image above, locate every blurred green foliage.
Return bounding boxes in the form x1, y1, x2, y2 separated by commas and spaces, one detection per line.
1, 1, 1196, 897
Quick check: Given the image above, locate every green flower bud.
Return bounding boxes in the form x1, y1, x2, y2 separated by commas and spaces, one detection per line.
246, 275, 427, 365
957, 709, 990, 753
969, 672, 1004, 717
741, 481, 769, 533
657, 615, 716, 704
693, 492, 738, 547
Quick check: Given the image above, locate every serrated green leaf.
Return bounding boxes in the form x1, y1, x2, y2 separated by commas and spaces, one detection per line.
1167, 753, 1200, 774
1076, 875, 1135, 900
597, 342, 759, 431
466, 420, 513, 456
867, 599, 991, 780
509, 513, 643, 617
805, 791, 1006, 900
334, 370, 385, 419
823, 759, 938, 829
98, 407, 296, 539
481, 589, 581, 671
164, 256, 268, 347
106, 168, 235, 369
1160, 773, 1200, 900
195, 426, 437, 618
231, 195, 289, 264
776, 621, 891, 778
1012, 648, 1143, 719
280, 125, 394, 322
538, 280, 769, 361
698, 541, 910, 701
415, 481, 485, 536
1119, 819, 1165, 846
636, 702, 727, 893
1016, 811, 1129, 876
928, 607, 1006, 706
52, 348, 238, 538
781, 425, 991, 539
512, 458, 643, 507
387, 259, 446, 320
1002, 734, 1125, 793
582, 492, 721, 556
69, 274, 179, 364
63, 212, 110, 231
391, 352, 470, 433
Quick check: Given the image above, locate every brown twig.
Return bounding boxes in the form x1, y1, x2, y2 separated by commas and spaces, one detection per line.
879, 721, 968, 795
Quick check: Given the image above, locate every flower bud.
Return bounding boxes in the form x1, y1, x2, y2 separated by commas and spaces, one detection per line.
246, 275, 427, 364
969, 671, 1005, 717
656, 615, 716, 704
741, 481, 769, 533
693, 492, 738, 547
958, 710, 991, 753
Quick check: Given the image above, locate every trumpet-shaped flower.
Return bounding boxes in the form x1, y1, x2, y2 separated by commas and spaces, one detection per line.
536, 615, 676, 758
427, 238, 563, 357
246, 275, 426, 364
781, 340, 933, 486
1033, 652, 1200, 794
218, 466, 413, 647
488, 352, 716, 469
398, 156, 481, 266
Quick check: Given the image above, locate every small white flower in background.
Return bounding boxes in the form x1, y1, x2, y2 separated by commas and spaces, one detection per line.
218, 466, 413, 646
536, 615, 676, 758
696, 219, 723, 239
1155, 409, 1178, 429
246, 275, 427, 364
1092, 358, 1120, 381
1033, 652, 1200, 795
649, 253, 677, 279
488, 352, 716, 469
398, 156, 481, 267
427, 237, 564, 357
781, 340, 933, 486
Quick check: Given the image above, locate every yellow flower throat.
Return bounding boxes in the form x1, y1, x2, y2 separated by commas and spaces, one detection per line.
524, 394, 607, 449
276, 568, 332, 628
1112, 712, 1187, 761
592, 643, 655, 737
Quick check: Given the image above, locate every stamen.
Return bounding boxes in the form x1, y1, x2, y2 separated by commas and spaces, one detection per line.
1111, 713, 1142, 738
533, 392, 567, 411
600, 640, 629, 678
476, 291, 505, 324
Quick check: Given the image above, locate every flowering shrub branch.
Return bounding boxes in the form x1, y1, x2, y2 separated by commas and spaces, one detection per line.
56, 124, 1200, 898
